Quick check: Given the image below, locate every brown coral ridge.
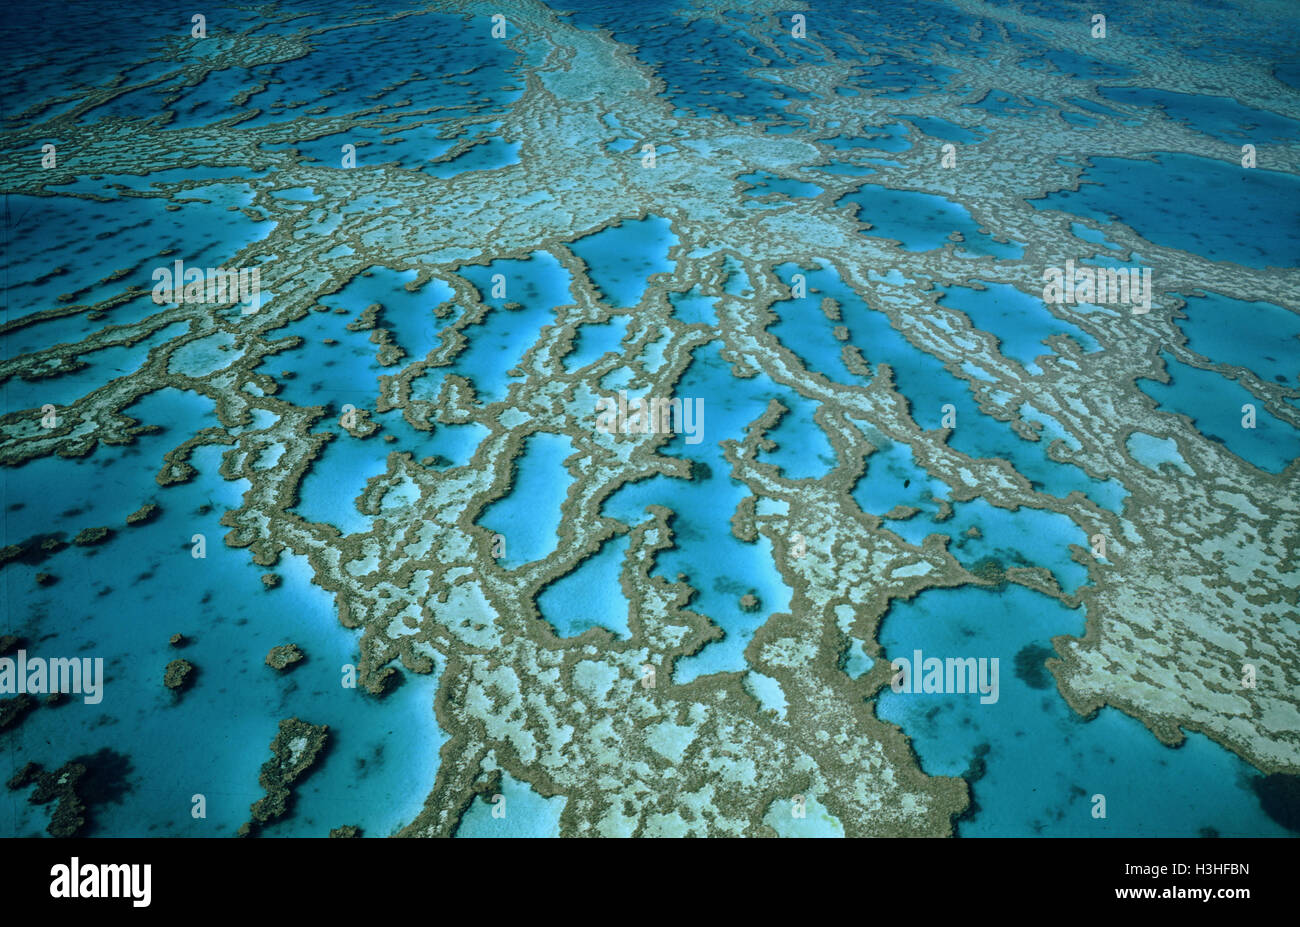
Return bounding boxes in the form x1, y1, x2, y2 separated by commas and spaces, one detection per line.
0, 694, 37, 731
163, 658, 195, 691
72, 526, 114, 546
7, 761, 88, 837
265, 643, 305, 671
364, 664, 403, 697
0, 0, 1292, 834
0, 535, 68, 568
471, 768, 503, 800
240, 718, 329, 836
126, 502, 161, 526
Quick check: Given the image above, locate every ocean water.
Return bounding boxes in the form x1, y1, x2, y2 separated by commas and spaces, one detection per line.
411, 254, 568, 406
838, 185, 1026, 258
536, 532, 632, 638
569, 216, 677, 309
876, 585, 1291, 837
1, 389, 444, 837
479, 432, 574, 567
1033, 152, 1300, 269
602, 340, 795, 684
764, 260, 1127, 511
3, 0, 1297, 841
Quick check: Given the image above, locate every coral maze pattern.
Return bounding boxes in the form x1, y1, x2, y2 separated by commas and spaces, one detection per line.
1, 0, 1298, 837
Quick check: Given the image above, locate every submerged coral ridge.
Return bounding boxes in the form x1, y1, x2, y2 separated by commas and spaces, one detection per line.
0, 0, 1297, 837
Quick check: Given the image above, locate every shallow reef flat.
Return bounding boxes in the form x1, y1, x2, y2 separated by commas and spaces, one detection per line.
0, 0, 1297, 837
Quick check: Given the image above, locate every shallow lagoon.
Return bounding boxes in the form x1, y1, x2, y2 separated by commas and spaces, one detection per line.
1, 388, 445, 837
875, 584, 1291, 837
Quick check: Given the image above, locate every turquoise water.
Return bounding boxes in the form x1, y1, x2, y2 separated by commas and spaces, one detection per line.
839, 185, 1025, 258
757, 390, 837, 480
602, 341, 793, 683
1, 388, 444, 837
739, 170, 824, 201
1033, 152, 1300, 269
937, 280, 1100, 375
908, 115, 984, 144
963, 89, 1056, 118
2, 189, 273, 349
5, 321, 190, 412
412, 252, 570, 405
823, 126, 912, 154
563, 5, 819, 132
258, 282, 492, 533
569, 216, 677, 309
854, 449, 1092, 594
1138, 352, 1300, 474
455, 769, 564, 837
457, 251, 574, 312
294, 413, 487, 535
565, 317, 629, 372
763, 262, 1126, 513
669, 287, 719, 327
479, 432, 575, 567
323, 266, 453, 364
1097, 87, 1300, 143
422, 133, 521, 178
536, 534, 632, 638
1173, 291, 1300, 388
875, 585, 1291, 837
1042, 48, 1134, 81
768, 262, 873, 385
850, 439, 952, 524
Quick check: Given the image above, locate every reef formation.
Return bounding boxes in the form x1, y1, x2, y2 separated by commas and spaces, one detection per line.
0, 0, 1297, 837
